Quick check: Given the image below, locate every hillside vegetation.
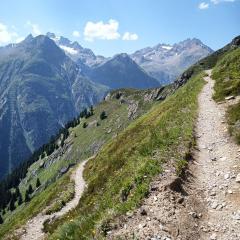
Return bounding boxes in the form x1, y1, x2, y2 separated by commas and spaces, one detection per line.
44, 73, 205, 239
212, 48, 240, 101
0, 87, 164, 239
211, 45, 240, 143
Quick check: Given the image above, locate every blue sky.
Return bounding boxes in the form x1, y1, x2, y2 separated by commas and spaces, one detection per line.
0, 0, 239, 56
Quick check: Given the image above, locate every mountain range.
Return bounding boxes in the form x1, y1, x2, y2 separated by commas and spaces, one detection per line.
0, 35, 239, 239
49, 32, 213, 85
0, 33, 212, 178
131, 38, 213, 84
0, 34, 107, 177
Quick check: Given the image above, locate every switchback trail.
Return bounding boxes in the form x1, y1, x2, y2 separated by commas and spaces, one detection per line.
18, 156, 94, 240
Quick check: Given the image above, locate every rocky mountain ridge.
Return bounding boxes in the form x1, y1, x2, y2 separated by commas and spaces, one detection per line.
131, 38, 213, 84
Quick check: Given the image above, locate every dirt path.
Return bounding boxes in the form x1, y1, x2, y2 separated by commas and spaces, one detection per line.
193, 70, 240, 240
107, 70, 240, 240
19, 156, 94, 240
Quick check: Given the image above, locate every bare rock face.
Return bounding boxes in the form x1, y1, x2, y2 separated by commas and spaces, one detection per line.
131, 38, 213, 85
128, 101, 139, 120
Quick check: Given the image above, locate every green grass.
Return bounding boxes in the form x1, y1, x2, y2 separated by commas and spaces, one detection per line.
44, 73, 205, 240
0, 173, 73, 239
0, 88, 159, 239
212, 48, 240, 101
227, 102, 240, 144
211, 47, 240, 144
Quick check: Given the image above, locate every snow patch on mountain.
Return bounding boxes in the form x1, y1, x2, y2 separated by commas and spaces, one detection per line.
162, 45, 172, 50
59, 45, 79, 55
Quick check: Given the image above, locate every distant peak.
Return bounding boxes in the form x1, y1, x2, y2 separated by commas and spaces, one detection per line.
114, 53, 129, 59
179, 38, 203, 45
46, 32, 56, 39
24, 34, 34, 41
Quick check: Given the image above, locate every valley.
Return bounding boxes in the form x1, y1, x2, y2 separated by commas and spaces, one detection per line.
0, 11, 239, 240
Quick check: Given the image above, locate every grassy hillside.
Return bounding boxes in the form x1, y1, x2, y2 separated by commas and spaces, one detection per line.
44, 73, 205, 239
211, 47, 240, 143
212, 48, 240, 101
0, 87, 164, 239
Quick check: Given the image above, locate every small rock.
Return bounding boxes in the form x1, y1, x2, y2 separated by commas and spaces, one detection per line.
151, 185, 158, 191
216, 204, 223, 210
189, 211, 198, 218
233, 213, 240, 220
211, 157, 217, 161
224, 173, 230, 180
126, 211, 133, 217
225, 95, 235, 100
138, 223, 146, 229
140, 208, 147, 216
210, 233, 217, 240
228, 190, 233, 194
211, 201, 218, 209
177, 197, 184, 204
235, 173, 240, 183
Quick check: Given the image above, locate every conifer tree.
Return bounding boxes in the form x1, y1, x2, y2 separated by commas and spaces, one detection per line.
25, 191, 30, 202
36, 178, 41, 188
100, 111, 107, 120
9, 199, 15, 211
18, 193, 23, 205
27, 184, 33, 194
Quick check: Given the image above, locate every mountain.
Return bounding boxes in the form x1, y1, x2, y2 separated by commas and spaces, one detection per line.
88, 53, 160, 89
46, 33, 213, 87
131, 38, 213, 84
0, 34, 108, 178
46, 32, 106, 67
0, 36, 239, 240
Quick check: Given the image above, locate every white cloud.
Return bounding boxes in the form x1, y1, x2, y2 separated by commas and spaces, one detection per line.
72, 30, 80, 37
26, 21, 41, 36
198, 2, 209, 9
122, 32, 138, 41
211, 0, 235, 4
84, 19, 120, 42
59, 45, 79, 55
0, 22, 18, 45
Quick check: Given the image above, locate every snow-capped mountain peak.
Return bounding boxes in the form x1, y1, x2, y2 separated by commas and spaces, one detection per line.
131, 38, 213, 85
45, 32, 105, 66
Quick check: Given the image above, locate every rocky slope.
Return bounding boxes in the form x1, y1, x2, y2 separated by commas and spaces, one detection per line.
131, 38, 213, 85
0, 34, 108, 178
